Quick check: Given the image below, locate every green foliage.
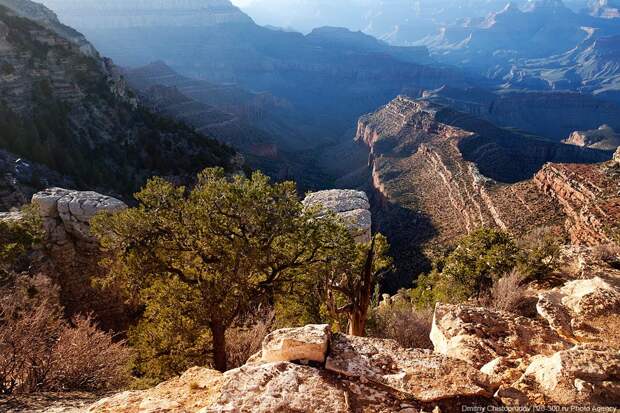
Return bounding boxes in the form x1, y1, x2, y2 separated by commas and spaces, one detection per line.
411, 228, 519, 306
515, 228, 562, 281
91, 168, 350, 377
0, 205, 43, 284
410, 227, 563, 307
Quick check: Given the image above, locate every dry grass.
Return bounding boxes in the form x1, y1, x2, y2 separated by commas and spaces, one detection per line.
225, 308, 275, 370
592, 243, 620, 268
368, 300, 433, 349
0, 274, 132, 394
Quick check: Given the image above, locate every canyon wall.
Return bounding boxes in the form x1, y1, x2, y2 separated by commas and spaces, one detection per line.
356, 96, 618, 289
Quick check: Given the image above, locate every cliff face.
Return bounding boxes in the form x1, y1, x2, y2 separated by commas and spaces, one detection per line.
422, 87, 620, 141
534, 162, 620, 245
564, 125, 620, 151
356, 96, 614, 288
0, 2, 236, 196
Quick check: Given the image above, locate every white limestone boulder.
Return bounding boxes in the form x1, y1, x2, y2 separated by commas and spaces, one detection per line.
497, 345, 620, 406
260, 324, 331, 364
303, 189, 372, 243
325, 333, 497, 402
430, 303, 569, 369
32, 187, 126, 243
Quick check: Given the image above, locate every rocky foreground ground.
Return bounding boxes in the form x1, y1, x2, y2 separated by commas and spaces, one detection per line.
1, 189, 619, 412
70, 245, 618, 412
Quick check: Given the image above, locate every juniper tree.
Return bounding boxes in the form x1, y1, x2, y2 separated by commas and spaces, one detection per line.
91, 168, 346, 374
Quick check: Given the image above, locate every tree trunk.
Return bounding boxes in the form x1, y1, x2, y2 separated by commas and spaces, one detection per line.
347, 310, 367, 337
210, 322, 227, 372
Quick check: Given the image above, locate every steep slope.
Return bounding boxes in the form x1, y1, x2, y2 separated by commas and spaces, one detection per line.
356, 96, 613, 289
534, 160, 620, 245
0, 3, 236, 198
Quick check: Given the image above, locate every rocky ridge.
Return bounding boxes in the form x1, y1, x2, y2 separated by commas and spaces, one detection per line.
85, 248, 620, 411
355, 95, 617, 287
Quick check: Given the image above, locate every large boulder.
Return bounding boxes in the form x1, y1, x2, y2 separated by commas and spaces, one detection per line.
87, 362, 411, 413
32, 187, 126, 243
303, 189, 372, 243
497, 345, 620, 406
537, 277, 620, 340
430, 303, 569, 369
614, 146, 620, 164
325, 333, 497, 402
260, 324, 330, 364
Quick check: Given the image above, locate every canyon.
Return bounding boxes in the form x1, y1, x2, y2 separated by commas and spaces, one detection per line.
356, 95, 618, 289
0, 1, 237, 203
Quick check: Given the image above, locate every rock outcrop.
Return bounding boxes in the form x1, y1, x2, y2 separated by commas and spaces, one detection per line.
30, 188, 129, 331
498, 346, 620, 406
564, 125, 620, 151
533, 162, 620, 246
303, 189, 372, 243
87, 325, 498, 413
32, 187, 126, 243
615, 146, 620, 164
325, 333, 496, 402
430, 303, 569, 369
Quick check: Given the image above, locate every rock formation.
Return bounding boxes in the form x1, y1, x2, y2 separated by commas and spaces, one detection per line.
355, 95, 619, 288
87, 325, 499, 412
29, 188, 129, 330
615, 146, 620, 164
564, 125, 620, 151
32, 188, 126, 243
303, 189, 372, 243
533, 161, 620, 246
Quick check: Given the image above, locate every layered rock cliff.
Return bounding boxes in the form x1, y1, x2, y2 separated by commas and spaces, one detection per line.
534, 161, 620, 246
0, 1, 237, 196
356, 96, 615, 288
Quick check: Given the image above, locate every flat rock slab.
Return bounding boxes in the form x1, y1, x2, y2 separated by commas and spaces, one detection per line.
326, 333, 496, 402
261, 324, 331, 363
431, 303, 569, 368
88, 363, 404, 413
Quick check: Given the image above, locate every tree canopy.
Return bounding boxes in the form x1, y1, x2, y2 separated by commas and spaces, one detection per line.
92, 168, 358, 374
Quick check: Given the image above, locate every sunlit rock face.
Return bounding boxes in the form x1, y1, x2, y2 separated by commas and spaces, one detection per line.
40, 0, 253, 29
303, 189, 372, 244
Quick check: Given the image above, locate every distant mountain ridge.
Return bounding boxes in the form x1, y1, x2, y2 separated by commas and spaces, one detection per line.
0, 1, 237, 203
40, 0, 253, 29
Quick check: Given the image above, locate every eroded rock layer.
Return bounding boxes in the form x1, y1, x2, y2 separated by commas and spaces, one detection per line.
355, 95, 618, 286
